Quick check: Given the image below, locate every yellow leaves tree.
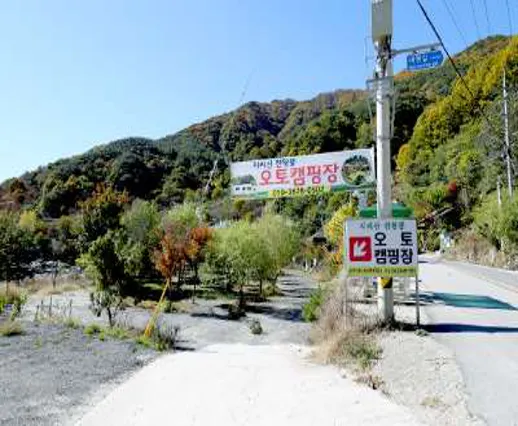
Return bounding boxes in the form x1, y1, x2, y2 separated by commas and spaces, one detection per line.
324, 203, 357, 273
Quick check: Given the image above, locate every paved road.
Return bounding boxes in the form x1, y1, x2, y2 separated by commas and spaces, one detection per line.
77, 344, 421, 426
420, 258, 518, 426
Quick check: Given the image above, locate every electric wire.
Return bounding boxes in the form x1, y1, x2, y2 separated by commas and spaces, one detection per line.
483, 0, 491, 35
417, 0, 516, 180
469, 0, 482, 39
441, 0, 469, 47
203, 71, 254, 197
416, 0, 476, 100
415, 0, 505, 144
505, 0, 514, 35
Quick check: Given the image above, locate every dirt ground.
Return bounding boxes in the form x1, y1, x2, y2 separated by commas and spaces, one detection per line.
0, 272, 316, 426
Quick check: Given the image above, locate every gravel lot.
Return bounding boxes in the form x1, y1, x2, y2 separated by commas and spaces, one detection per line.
23, 272, 315, 350
0, 322, 156, 426
1, 272, 315, 426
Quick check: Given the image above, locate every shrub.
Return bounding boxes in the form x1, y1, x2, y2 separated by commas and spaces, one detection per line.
154, 324, 179, 351
78, 232, 129, 327
0, 320, 24, 337
303, 287, 325, 322
0, 287, 28, 319
84, 323, 102, 336
203, 214, 301, 304
137, 324, 179, 351
105, 326, 131, 340
339, 332, 381, 371
65, 318, 81, 329
262, 283, 282, 298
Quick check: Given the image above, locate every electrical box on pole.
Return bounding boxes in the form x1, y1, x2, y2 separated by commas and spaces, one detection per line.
372, 0, 393, 41
372, 0, 393, 44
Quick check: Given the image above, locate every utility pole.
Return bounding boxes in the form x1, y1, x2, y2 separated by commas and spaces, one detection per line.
503, 69, 513, 198
372, 0, 394, 322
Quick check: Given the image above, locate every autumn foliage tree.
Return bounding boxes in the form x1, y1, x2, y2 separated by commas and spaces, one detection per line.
153, 204, 212, 296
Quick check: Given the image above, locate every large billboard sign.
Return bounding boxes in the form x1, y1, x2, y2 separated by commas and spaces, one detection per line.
230, 149, 375, 199
345, 219, 418, 277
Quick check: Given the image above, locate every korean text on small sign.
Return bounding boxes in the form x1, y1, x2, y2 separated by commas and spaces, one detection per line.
344, 219, 418, 278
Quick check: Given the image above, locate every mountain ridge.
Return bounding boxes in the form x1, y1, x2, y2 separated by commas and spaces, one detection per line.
1, 35, 515, 245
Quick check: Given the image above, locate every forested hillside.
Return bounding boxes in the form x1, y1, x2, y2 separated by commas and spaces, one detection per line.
2, 35, 518, 256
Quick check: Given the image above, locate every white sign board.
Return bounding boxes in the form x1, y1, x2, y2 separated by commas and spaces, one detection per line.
230, 149, 375, 199
344, 219, 418, 277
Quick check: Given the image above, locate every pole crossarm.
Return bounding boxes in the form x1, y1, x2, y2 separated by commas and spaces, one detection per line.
392, 42, 441, 57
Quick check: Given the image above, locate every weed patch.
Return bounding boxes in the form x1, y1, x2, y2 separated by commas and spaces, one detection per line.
311, 278, 382, 373
0, 320, 24, 337
0, 287, 28, 319
262, 284, 282, 298
104, 326, 131, 340
84, 323, 102, 336
303, 287, 325, 322
136, 324, 180, 351
162, 300, 191, 314
421, 396, 444, 408
65, 318, 81, 329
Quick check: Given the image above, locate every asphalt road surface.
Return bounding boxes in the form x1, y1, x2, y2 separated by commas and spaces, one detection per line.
420, 258, 518, 426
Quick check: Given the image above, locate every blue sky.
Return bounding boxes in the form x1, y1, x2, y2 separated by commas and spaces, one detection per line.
0, 0, 516, 181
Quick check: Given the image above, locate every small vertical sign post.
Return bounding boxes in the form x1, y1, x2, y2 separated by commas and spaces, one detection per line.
345, 218, 420, 325
416, 272, 421, 328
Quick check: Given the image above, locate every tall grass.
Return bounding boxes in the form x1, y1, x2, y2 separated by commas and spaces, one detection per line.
311, 277, 381, 372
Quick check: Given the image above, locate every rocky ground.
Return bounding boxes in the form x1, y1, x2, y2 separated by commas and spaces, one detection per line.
0, 322, 156, 426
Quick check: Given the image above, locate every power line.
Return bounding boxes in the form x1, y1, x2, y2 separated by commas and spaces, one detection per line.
415, 0, 476, 100
416, 0, 515, 188
415, 0, 504, 138
470, 0, 481, 39
203, 70, 254, 196
483, 0, 491, 35
441, 0, 469, 46
505, 0, 513, 35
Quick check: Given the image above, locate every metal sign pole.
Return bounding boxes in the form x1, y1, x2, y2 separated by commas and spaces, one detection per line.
415, 273, 421, 328
372, 0, 394, 323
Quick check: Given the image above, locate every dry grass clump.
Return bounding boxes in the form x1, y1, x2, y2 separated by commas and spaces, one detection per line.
311, 277, 381, 372
0, 320, 24, 337
446, 230, 508, 268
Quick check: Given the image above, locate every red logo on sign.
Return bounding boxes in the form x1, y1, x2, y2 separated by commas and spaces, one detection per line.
349, 237, 372, 262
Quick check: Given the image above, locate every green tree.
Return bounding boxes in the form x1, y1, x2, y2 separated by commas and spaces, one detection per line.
254, 214, 301, 293
78, 231, 129, 326
79, 185, 128, 246
0, 212, 37, 289
120, 199, 161, 278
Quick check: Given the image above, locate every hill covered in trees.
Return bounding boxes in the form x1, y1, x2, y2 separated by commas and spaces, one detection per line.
2, 35, 518, 255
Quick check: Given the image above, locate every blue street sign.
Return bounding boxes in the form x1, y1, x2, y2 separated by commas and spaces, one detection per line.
407, 50, 444, 71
